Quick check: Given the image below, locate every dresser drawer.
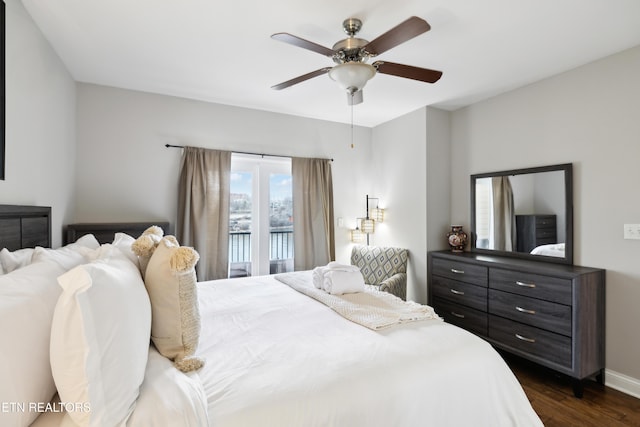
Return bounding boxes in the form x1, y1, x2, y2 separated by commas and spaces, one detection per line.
489, 269, 572, 305
432, 276, 487, 311
433, 297, 487, 336
432, 258, 488, 287
488, 289, 571, 336
535, 216, 556, 228
489, 315, 571, 368
535, 228, 556, 240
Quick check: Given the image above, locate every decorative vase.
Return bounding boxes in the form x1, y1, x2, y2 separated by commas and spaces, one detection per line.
447, 225, 468, 252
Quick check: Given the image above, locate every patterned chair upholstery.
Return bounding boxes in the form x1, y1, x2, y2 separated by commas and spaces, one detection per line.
350, 245, 409, 300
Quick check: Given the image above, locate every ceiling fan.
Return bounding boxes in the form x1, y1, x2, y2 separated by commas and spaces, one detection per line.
271, 16, 443, 105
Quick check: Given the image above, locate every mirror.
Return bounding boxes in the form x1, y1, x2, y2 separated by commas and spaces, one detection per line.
470, 163, 573, 265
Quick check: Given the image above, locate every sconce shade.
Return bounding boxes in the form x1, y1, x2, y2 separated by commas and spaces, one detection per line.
329, 62, 376, 93
361, 218, 375, 234
350, 228, 365, 243
369, 208, 385, 222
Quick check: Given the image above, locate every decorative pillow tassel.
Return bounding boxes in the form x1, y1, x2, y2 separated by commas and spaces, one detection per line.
174, 356, 205, 373
131, 226, 164, 277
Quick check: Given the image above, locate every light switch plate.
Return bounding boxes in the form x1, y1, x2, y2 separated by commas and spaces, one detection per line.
623, 224, 640, 239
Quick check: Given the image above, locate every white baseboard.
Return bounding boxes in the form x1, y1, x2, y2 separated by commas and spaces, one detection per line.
605, 369, 640, 399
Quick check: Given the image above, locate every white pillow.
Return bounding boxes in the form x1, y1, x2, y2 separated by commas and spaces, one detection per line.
0, 260, 67, 427
50, 244, 151, 427
126, 346, 210, 426
112, 232, 139, 267
32, 246, 93, 271
0, 234, 99, 274
72, 233, 100, 250
30, 234, 101, 271
0, 247, 35, 273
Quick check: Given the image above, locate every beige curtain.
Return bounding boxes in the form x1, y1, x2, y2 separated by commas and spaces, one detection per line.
491, 176, 516, 251
177, 147, 231, 281
292, 157, 335, 270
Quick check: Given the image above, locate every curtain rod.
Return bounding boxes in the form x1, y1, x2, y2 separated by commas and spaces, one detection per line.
165, 144, 333, 162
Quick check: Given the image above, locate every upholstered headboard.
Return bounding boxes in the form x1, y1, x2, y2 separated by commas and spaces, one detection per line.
65, 222, 171, 245
0, 204, 51, 250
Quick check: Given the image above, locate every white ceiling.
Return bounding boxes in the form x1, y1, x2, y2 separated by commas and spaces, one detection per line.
22, 0, 640, 127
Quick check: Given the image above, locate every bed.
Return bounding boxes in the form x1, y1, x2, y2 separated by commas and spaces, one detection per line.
0, 206, 543, 427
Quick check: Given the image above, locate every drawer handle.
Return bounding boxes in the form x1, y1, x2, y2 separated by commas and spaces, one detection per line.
450, 268, 465, 274
516, 306, 536, 315
451, 311, 465, 319
515, 280, 536, 288
515, 333, 536, 343
450, 289, 465, 296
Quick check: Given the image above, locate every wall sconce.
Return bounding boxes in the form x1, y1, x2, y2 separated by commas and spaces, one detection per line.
350, 225, 365, 243
350, 195, 385, 245
369, 197, 385, 222
361, 218, 375, 234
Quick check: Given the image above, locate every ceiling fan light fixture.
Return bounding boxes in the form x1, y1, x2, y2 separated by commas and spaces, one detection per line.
329, 62, 376, 93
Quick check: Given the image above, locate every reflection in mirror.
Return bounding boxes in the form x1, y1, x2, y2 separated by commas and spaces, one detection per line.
471, 163, 573, 265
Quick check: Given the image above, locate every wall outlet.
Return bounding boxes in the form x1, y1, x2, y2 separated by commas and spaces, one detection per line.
623, 224, 640, 240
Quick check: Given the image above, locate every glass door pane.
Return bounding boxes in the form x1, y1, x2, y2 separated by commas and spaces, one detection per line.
229, 171, 252, 277
269, 173, 293, 273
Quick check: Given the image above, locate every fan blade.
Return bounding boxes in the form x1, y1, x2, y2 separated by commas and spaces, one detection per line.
347, 90, 363, 105
364, 16, 430, 56
373, 61, 442, 83
271, 67, 332, 90
271, 33, 335, 57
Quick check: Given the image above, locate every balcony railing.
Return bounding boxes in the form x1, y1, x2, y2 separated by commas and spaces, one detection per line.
270, 230, 294, 261
229, 231, 251, 263
229, 230, 293, 277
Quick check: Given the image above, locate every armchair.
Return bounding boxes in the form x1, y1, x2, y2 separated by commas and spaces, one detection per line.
350, 245, 409, 300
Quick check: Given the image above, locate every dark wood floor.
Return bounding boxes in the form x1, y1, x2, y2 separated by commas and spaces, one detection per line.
504, 353, 640, 426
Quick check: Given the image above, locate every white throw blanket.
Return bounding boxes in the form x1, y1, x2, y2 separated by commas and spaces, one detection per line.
275, 271, 442, 330
312, 262, 365, 295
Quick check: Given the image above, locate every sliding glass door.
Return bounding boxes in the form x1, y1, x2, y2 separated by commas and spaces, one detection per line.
229, 154, 293, 277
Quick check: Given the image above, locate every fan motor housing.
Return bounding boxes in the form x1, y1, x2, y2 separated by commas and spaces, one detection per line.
332, 37, 369, 64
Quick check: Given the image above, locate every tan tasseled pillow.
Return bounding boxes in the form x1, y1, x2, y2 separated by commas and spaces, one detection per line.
131, 226, 165, 277
144, 236, 204, 372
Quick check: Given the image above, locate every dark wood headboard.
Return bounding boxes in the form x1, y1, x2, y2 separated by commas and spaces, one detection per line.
0, 204, 52, 250
65, 222, 171, 245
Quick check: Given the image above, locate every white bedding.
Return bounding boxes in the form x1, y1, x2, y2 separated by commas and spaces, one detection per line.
530, 242, 565, 257
28, 272, 541, 427
195, 275, 543, 427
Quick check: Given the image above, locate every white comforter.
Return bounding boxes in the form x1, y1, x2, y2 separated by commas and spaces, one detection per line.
195, 275, 543, 427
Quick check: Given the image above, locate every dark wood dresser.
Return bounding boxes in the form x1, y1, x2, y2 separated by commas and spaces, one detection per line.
516, 214, 557, 253
427, 250, 605, 397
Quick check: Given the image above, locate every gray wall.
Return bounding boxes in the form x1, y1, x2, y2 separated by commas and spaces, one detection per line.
75, 83, 373, 265
0, 0, 76, 246
370, 106, 450, 303
450, 45, 640, 395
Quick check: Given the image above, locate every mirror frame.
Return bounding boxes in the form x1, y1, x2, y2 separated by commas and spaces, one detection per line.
470, 163, 573, 265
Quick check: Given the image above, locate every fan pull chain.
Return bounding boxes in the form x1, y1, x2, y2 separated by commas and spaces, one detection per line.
350, 96, 355, 149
